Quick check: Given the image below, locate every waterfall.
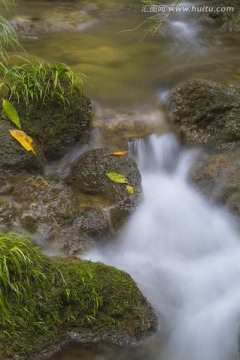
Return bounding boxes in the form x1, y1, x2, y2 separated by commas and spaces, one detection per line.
86, 133, 240, 360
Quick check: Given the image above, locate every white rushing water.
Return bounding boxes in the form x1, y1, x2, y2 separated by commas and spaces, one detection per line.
86, 133, 240, 360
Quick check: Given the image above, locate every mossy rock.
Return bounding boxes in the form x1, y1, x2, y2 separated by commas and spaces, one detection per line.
168, 79, 240, 148
0, 232, 157, 359
65, 148, 142, 230
12, 90, 92, 160
0, 118, 45, 173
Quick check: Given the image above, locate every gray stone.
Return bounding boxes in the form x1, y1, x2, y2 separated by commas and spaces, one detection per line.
168, 79, 240, 149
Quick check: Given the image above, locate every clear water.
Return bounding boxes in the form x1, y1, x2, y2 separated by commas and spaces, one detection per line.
1, 0, 240, 108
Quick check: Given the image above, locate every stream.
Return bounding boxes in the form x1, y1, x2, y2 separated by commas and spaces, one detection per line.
1, 0, 240, 359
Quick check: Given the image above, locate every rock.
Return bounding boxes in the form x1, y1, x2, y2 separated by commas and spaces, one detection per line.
14, 90, 92, 160
204, 0, 240, 32
0, 234, 157, 359
12, 175, 84, 253
65, 148, 142, 230
0, 171, 14, 195
168, 79, 240, 148
0, 118, 45, 173
10, 12, 97, 34
93, 108, 168, 148
222, 13, 240, 32
0, 202, 15, 228
14, 175, 79, 228
190, 144, 240, 219
5, 174, 114, 255
73, 208, 113, 241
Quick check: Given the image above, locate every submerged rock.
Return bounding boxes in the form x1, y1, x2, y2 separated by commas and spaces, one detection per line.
10, 12, 97, 35
0, 233, 157, 360
190, 144, 240, 219
168, 79, 240, 149
93, 108, 168, 148
65, 148, 142, 230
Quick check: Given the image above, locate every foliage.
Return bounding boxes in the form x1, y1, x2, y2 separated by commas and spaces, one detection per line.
127, 0, 181, 34
2, 98, 21, 128
0, 232, 149, 358
106, 172, 129, 184
9, 129, 36, 155
0, 0, 22, 60
112, 151, 129, 156
2, 99, 37, 155
0, 60, 86, 108
106, 172, 135, 195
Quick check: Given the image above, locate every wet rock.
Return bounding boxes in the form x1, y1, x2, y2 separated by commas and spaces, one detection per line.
10, 13, 97, 35
222, 13, 240, 32
9, 174, 115, 255
93, 108, 168, 148
14, 175, 79, 227
59, 229, 92, 256
0, 171, 14, 195
0, 118, 45, 173
205, 0, 240, 32
190, 144, 240, 219
0, 202, 15, 227
168, 79, 240, 148
73, 208, 113, 241
12, 175, 86, 253
65, 148, 142, 230
14, 90, 92, 160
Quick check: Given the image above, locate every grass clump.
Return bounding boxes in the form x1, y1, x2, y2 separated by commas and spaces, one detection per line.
0, 59, 86, 108
0, 232, 155, 359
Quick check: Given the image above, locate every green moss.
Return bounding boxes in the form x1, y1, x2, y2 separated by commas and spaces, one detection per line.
1, 61, 92, 160
0, 232, 155, 359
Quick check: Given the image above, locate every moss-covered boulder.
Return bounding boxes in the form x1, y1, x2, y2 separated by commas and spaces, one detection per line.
0, 232, 157, 360
168, 79, 240, 148
65, 148, 142, 230
190, 144, 240, 219
0, 118, 45, 173
14, 91, 92, 160
2, 62, 92, 161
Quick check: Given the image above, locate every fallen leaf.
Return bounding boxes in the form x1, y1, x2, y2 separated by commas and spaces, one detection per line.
126, 185, 135, 195
3, 99, 22, 129
111, 151, 129, 156
106, 172, 129, 184
9, 129, 36, 156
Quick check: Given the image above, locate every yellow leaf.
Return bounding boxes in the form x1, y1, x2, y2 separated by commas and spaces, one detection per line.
112, 151, 129, 156
9, 129, 36, 156
126, 185, 134, 195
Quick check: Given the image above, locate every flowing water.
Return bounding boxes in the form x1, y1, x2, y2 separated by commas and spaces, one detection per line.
86, 133, 240, 360
53, 133, 240, 360
1, 0, 240, 359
